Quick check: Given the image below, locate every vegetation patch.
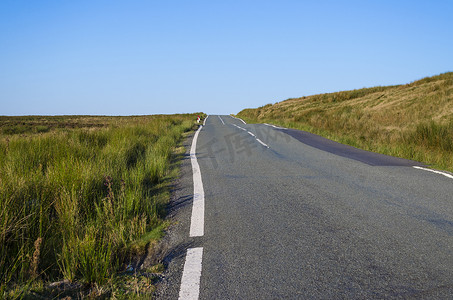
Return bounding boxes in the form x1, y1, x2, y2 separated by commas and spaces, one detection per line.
0, 113, 205, 298
237, 72, 453, 171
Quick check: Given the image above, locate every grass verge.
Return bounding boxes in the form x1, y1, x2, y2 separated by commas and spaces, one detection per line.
0, 113, 205, 298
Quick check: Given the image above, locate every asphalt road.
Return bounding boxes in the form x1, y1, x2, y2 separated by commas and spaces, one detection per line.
156, 115, 453, 299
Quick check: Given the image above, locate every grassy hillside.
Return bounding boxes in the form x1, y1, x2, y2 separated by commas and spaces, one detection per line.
237, 72, 453, 171
0, 114, 204, 298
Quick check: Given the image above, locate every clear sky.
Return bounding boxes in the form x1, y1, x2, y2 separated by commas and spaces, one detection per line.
1, 0, 452, 116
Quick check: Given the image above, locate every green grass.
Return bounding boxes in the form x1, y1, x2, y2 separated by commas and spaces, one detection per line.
237, 72, 453, 172
0, 113, 205, 297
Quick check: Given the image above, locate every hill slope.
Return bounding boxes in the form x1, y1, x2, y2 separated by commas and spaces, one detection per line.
237, 72, 453, 171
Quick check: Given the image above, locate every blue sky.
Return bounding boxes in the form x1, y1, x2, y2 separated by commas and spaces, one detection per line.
1, 0, 452, 116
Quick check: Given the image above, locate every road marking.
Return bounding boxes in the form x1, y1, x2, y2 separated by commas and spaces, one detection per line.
190, 126, 205, 237
256, 138, 269, 147
178, 247, 203, 300
179, 127, 205, 299
413, 166, 453, 180
232, 124, 269, 148
232, 124, 246, 131
264, 123, 286, 129
203, 115, 209, 126
233, 124, 245, 131
218, 115, 225, 125
230, 115, 247, 124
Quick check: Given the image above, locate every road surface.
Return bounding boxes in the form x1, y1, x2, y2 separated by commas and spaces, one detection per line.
156, 115, 453, 299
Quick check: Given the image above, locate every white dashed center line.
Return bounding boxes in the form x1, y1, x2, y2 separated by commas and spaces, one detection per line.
232, 124, 269, 148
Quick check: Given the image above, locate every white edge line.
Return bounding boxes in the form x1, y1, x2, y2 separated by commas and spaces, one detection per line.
413, 166, 453, 180
218, 115, 225, 125
178, 247, 203, 300
203, 115, 209, 126
264, 123, 286, 130
190, 126, 205, 237
230, 115, 247, 124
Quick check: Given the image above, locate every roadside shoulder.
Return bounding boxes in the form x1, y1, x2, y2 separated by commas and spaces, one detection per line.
150, 132, 196, 299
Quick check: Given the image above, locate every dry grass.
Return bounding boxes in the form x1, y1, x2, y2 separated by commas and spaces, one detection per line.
238, 72, 453, 171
